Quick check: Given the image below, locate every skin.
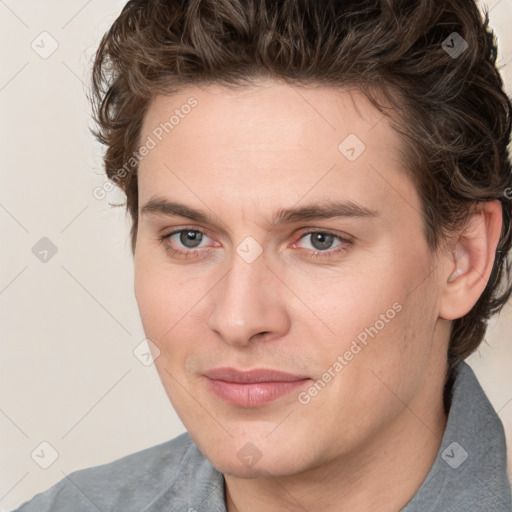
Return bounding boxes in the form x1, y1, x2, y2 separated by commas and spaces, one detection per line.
133, 79, 502, 511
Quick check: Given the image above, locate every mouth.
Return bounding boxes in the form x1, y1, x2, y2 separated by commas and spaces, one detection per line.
203, 367, 312, 407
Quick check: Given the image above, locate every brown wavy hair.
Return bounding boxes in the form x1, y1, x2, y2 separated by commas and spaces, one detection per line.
90, 0, 512, 370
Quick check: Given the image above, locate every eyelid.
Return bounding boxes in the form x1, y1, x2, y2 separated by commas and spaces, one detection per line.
291, 228, 353, 245
288, 231, 353, 261
161, 227, 218, 260
162, 226, 215, 241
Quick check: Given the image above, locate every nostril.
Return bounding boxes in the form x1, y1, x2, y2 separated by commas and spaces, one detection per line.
250, 331, 270, 342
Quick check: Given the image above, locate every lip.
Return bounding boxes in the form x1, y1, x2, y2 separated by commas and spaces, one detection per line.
203, 367, 312, 407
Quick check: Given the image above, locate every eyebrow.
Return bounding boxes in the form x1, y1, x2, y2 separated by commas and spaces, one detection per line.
273, 201, 379, 224
141, 197, 211, 223
140, 196, 379, 226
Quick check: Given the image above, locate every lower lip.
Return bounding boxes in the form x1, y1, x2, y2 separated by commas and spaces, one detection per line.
205, 378, 311, 407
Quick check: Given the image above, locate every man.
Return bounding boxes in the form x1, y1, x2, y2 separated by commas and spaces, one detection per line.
12, 0, 512, 510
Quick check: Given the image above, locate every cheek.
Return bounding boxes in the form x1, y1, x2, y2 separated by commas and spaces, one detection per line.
300, 290, 438, 451
288, 262, 401, 346
134, 271, 167, 341
134, 264, 196, 403
301, 251, 438, 389
134, 253, 203, 340
133, 255, 215, 400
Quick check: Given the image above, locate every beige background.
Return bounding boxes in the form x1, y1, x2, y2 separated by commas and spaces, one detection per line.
1, 0, 511, 510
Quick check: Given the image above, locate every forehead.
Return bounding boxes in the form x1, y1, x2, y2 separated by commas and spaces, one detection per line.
137, 80, 419, 229
141, 80, 399, 155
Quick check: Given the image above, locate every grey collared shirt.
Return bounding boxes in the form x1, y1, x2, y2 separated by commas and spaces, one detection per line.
10, 362, 512, 511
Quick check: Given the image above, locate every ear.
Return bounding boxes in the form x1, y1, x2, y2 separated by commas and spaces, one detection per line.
439, 200, 503, 320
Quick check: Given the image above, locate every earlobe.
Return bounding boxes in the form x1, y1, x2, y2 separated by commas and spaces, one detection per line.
439, 200, 503, 321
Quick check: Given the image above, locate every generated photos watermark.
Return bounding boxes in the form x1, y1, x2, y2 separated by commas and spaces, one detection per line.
298, 301, 403, 405
93, 97, 198, 201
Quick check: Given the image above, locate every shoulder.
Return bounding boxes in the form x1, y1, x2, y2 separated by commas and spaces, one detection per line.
402, 362, 512, 511
10, 432, 213, 512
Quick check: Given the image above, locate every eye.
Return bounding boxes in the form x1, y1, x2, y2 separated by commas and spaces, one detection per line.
165, 229, 211, 250
292, 231, 354, 259
299, 231, 344, 251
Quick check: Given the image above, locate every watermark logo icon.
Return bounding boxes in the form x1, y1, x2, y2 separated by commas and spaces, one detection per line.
133, 338, 161, 366
237, 442, 262, 468
236, 236, 263, 264
338, 134, 366, 161
31, 441, 59, 469
32, 237, 58, 263
442, 442, 468, 469
442, 32, 468, 59
31, 32, 59, 59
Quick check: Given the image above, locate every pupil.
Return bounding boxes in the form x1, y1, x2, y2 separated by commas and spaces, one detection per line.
180, 230, 202, 248
311, 233, 333, 250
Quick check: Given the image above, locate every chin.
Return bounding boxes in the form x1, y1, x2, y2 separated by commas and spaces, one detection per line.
216, 463, 273, 479
211, 454, 302, 479
193, 432, 316, 479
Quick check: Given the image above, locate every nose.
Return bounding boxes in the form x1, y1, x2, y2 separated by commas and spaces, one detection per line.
206, 251, 290, 347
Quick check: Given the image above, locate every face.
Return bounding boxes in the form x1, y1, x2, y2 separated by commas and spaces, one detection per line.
134, 80, 449, 478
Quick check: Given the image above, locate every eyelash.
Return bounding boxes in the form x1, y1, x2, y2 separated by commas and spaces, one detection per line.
160, 228, 353, 261
161, 229, 217, 260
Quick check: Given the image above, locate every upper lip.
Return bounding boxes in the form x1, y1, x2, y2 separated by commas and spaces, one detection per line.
204, 367, 310, 383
